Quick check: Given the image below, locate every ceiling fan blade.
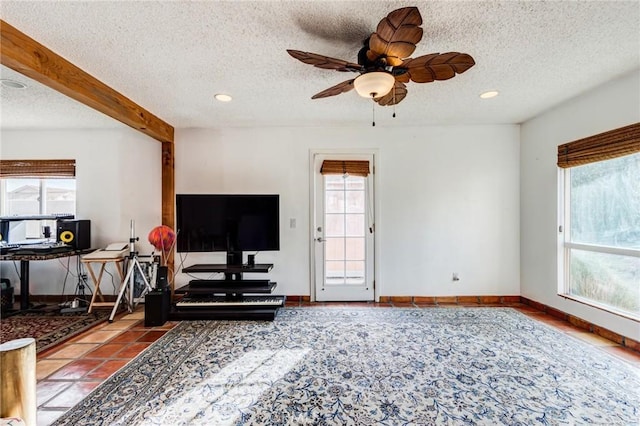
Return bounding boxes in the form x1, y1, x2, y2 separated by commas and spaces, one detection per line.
287, 50, 362, 72
367, 7, 423, 66
374, 81, 408, 106
402, 52, 476, 83
311, 79, 356, 99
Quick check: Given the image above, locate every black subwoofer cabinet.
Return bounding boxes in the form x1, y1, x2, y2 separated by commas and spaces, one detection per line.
1, 278, 13, 312
145, 290, 170, 326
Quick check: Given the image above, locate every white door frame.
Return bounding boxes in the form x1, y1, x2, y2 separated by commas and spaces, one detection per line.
308, 148, 380, 302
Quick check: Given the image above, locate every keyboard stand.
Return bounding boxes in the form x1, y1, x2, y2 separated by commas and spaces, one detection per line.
171, 263, 284, 321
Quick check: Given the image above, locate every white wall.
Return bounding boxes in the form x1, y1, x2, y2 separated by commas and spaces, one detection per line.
175, 125, 520, 298
0, 126, 162, 295
521, 69, 640, 339
0, 123, 520, 302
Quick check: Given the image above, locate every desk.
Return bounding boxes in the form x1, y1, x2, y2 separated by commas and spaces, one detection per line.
0, 248, 94, 311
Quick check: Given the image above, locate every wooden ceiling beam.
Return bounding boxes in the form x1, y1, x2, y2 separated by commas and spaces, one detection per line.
0, 19, 174, 144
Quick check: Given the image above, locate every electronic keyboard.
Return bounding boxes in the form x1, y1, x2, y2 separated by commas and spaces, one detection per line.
5, 244, 73, 255
176, 295, 285, 308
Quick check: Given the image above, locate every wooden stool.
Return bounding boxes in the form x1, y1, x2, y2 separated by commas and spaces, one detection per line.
0, 338, 35, 426
82, 257, 125, 313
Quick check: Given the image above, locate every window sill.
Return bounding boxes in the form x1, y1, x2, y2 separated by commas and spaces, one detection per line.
558, 293, 639, 323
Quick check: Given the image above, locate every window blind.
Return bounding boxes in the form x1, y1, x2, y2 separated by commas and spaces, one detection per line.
320, 160, 370, 177
557, 122, 640, 168
0, 159, 76, 178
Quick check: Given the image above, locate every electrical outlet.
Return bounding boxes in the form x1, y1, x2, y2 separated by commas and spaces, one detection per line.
290, 218, 296, 229
452, 273, 460, 282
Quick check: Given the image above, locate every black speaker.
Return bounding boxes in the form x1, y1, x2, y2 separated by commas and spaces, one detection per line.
0, 220, 8, 243
56, 219, 91, 249
145, 289, 170, 326
156, 266, 169, 290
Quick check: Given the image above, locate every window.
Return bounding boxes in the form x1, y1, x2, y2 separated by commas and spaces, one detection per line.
320, 160, 370, 286
324, 174, 367, 285
558, 124, 640, 319
1, 178, 76, 216
0, 159, 76, 241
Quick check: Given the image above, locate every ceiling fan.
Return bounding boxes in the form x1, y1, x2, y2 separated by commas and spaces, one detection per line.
287, 6, 475, 107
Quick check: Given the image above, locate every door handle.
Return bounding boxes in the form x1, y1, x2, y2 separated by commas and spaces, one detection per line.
315, 237, 325, 243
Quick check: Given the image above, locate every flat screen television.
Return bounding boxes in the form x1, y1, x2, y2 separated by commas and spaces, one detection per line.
176, 194, 280, 265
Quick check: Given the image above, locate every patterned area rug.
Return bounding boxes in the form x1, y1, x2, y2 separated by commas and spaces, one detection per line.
0, 309, 110, 353
54, 308, 639, 425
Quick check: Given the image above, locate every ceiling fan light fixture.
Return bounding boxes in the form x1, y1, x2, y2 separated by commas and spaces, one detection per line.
353, 72, 395, 98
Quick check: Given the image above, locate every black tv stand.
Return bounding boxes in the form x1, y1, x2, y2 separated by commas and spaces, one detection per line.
185, 262, 271, 281
171, 263, 284, 321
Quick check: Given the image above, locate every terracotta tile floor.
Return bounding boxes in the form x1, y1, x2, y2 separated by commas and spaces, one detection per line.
36, 308, 178, 425
34, 302, 640, 425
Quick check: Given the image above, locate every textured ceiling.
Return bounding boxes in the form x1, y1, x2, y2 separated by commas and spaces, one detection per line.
0, 1, 639, 130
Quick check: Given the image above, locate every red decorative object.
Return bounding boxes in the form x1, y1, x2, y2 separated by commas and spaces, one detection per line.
148, 225, 176, 265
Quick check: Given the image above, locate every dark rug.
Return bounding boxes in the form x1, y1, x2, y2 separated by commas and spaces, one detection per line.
54, 307, 639, 425
0, 308, 111, 353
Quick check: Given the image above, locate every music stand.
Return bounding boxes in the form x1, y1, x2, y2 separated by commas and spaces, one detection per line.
109, 220, 155, 322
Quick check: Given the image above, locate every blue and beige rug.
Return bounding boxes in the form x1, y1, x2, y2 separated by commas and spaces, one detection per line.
54, 307, 639, 425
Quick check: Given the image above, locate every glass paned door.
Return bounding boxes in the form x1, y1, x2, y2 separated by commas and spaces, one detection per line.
314, 154, 374, 301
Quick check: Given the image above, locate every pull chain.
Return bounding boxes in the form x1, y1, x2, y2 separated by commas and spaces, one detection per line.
372, 98, 376, 127
392, 85, 397, 118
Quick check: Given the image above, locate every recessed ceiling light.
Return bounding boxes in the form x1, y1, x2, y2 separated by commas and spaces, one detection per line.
0, 79, 27, 89
214, 94, 232, 102
480, 90, 499, 99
